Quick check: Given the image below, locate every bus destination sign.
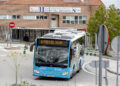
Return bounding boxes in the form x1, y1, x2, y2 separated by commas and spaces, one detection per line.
37, 39, 69, 47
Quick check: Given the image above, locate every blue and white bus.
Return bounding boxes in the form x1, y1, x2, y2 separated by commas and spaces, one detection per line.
30, 29, 86, 79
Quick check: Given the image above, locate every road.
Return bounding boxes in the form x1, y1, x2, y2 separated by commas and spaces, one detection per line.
0, 43, 118, 86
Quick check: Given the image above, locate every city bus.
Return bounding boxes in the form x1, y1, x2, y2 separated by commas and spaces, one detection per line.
30, 29, 86, 79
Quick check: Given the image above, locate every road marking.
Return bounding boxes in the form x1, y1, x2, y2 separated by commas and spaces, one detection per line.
82, 62, 115, 79
2, 49, 8, 52
0, 46, 9, 52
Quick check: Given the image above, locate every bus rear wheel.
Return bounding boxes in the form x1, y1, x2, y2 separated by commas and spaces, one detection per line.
77, 61, 81, 73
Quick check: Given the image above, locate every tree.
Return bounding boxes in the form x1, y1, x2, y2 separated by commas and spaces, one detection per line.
105, 5, 118, 43
87, 4, 120, 45
115, 16, 120, 35
87, 5, 106, 44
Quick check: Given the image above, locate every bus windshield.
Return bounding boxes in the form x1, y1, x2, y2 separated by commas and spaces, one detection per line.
35, 46, 69, 68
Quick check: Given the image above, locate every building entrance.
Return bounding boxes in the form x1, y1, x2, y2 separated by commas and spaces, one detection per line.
51, 15, 59, 28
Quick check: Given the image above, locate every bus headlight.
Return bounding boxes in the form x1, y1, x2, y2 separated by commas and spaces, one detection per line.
34, 70, 40, 74
62, 72, 68, 76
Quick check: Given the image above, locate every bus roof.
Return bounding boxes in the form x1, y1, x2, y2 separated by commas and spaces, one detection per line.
41, 29, 86, 42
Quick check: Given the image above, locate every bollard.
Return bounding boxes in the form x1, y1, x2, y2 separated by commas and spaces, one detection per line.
23, 46, 26, 54
94, 52, 97, 56
86, 52, 88, 55
90, 52, 93, 56
90, 50, 93, 56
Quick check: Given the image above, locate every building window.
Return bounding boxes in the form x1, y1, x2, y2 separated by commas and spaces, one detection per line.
63, 20, 66, 24
36, 15, 44, 20
40, 15, 43, 19
12, 15, 16, 19
0, 15, 20, 20
83, 20, 86, 24
23, 15, 48, 20
63, 16, 87, 25
79, 16, 82, 19
0, 15, 7, 19
44, 16, 48, 19
63, 16, 66, 19
23, 15, 36, 20
36, 15, 40, 19
12, 15, 20, 19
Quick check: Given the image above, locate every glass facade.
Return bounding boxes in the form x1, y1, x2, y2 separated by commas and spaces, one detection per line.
12, 28, 50, 42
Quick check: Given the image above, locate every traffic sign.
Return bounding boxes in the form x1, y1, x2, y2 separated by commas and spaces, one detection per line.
89, 60, 109, 68
97, 24, 109, 86
97, 24, 109, 53
111, 36, 120, 86
111, 36, 120, 53
9, 22, 15, 28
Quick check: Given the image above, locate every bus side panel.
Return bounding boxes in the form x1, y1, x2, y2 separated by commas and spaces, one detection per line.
80, 54, 85, 66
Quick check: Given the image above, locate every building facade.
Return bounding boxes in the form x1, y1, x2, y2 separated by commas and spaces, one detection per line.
0, 0, 103, 41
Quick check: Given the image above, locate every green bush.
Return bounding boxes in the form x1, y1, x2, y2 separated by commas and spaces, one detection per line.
10, 81, 36, 86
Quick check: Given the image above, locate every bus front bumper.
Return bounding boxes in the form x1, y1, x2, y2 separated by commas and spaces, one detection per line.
33, 66, 71, 79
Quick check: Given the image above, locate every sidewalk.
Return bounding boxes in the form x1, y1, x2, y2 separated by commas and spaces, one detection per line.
0, 42, 32, 54
83, 55, 120, 78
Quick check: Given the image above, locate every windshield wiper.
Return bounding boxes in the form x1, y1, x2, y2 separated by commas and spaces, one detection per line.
54, 59, 68, 64
36, 62, 53, 67
36, 57, 46, 62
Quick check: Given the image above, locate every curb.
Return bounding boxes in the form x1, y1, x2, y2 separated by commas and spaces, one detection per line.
4, 47, 21, 50
107, 69, 120, 75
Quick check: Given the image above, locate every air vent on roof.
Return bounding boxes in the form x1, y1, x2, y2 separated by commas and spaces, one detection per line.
53, 35, 61, 38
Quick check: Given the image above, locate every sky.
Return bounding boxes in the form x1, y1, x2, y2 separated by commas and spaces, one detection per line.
102, 0, 120, 9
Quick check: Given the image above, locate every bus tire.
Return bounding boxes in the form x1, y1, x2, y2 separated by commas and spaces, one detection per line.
70, 70, 74, 79
70, 73, 73, 79
77, 61, 81, 73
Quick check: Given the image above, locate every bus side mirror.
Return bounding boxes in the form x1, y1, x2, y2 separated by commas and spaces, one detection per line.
30, 43, 35, 52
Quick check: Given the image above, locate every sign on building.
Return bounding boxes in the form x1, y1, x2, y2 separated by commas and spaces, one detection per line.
89, 60, 109, 68
30, 6, 81, 13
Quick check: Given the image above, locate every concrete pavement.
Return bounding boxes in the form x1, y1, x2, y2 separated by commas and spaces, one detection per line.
1, 42, 120, 76
0, 42, 119, 86
0, 42, 120, 74
0, 42, 97, 86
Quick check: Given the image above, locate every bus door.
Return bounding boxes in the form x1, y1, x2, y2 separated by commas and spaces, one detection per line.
70, 42, 79, 73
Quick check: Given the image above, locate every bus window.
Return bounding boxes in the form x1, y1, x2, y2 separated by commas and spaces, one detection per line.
69, 42, 77, 66
35, 46, 69, 68
77, 36, 85, 45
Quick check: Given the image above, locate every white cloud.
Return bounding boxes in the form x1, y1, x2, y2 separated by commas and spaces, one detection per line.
102, 0, 120, 8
